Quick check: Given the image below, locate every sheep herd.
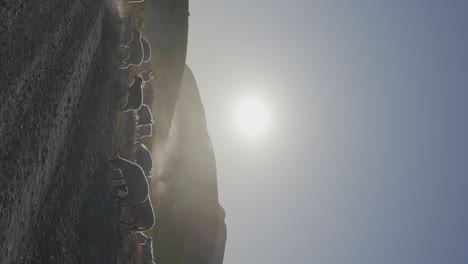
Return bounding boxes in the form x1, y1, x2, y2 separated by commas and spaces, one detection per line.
110, 1, 157, 262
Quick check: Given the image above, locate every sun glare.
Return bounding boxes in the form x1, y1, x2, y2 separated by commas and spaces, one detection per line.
235, 99, 269, 137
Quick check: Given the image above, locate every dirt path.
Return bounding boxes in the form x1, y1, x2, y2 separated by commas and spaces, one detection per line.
0, 1, 129, 263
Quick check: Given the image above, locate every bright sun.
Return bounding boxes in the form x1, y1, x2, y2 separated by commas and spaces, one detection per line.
235, 99, 269, 137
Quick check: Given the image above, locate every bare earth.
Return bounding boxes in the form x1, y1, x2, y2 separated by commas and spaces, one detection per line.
0, 1, 134, 263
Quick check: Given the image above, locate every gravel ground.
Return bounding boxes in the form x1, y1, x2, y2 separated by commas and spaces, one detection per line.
0, 1, 138, 263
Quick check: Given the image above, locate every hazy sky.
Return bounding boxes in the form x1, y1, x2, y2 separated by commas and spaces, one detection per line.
187, 1, 468, 263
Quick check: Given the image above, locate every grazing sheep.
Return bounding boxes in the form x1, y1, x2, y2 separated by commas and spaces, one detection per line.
141, 70, 154, 82
121, 197, 155, 231
111, 167, 124, 180
135, 143, 153, 177
136, 124, 153, 139
141, 37, 151, 63
141, 237, 155, 264
134, 232, 149, 245
119, 29, 144, 69
109, 156, 149, 207
120, 44, 130, 63
122, 76, 144, 111
136, 104, 154, 126
111, 168, 129, 199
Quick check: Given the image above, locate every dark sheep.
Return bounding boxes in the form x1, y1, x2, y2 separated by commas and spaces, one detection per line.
120, 44, 130, 64
141, 37, 151, 63
109, 156, 149, 207
141, 70, 154, 82
135, 143, 153, 177
121, 197, 155, 232
111, 168, 130, 199
141, 237, 155, 264
122, 76, 144, 111
136, 124, 152, 139
136, 104, 154, 126
119, 29, 144, 69
134, 232, 149, 245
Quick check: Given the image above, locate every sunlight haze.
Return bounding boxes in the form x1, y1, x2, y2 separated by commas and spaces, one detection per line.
187, 1, 468, 264
235, 98, 270, 137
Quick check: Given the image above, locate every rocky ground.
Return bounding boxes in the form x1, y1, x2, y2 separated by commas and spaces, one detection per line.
0, 1, 139, 263
0, 0, 192, 262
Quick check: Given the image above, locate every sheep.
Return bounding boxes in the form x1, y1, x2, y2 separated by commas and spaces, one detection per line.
140, 70, 154, 82
120, 44, 130, 64
109, 156, 149, 207
119, 29, 144, 69
141, 237, 155, 264
120, 197, 155, 232
134, 232, 149, 245
141, 37, 151, 63
136, 104, 154, 126
136, 124, 152, 139
111, 168, 130, 199
122, 76, 144, 111
135, 143, 153, 177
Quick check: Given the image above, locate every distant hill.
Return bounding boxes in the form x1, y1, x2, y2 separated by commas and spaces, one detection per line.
151, 65, 226, 264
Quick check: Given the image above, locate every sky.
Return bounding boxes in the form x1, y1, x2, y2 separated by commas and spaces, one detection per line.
186, 1, 468, 263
